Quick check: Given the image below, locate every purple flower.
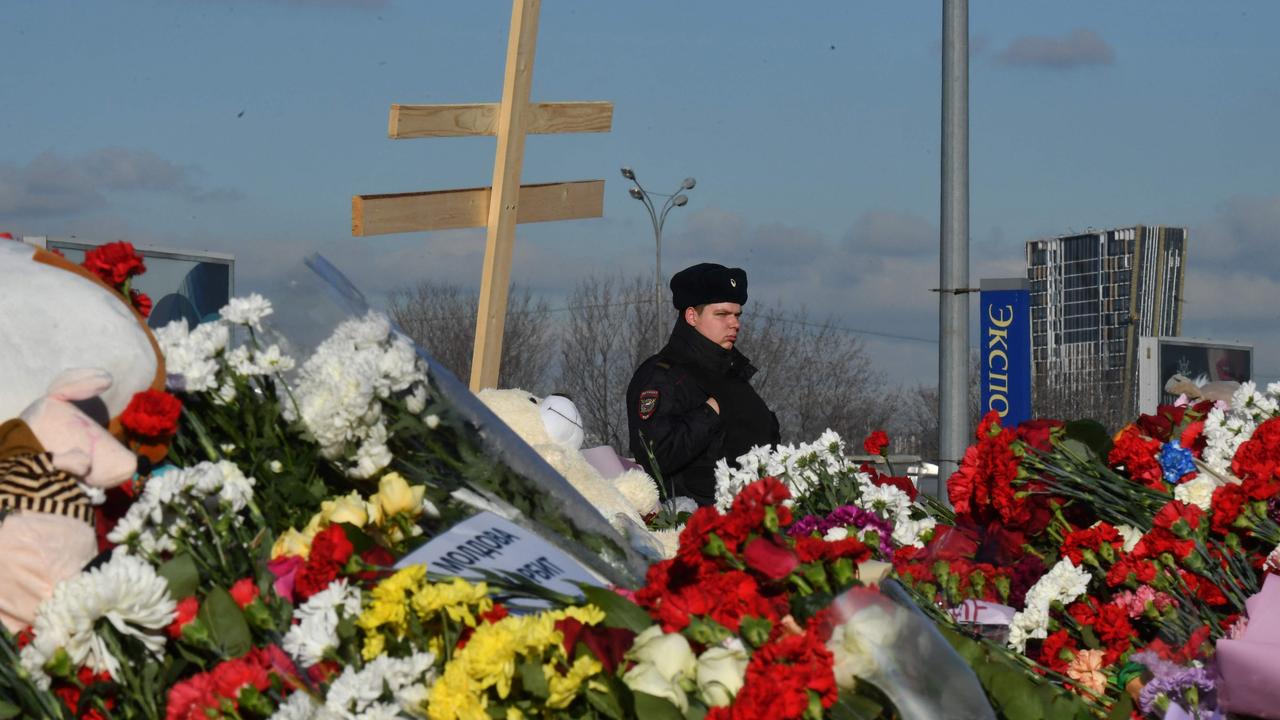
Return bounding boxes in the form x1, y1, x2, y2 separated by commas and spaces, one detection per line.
787, 504, 895, 558
1138, 664, 1217, 716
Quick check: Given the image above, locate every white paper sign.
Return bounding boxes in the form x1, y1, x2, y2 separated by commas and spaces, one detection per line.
395, 511, 603, 600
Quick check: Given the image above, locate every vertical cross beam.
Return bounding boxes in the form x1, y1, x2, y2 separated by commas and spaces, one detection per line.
471, 0, 540, 391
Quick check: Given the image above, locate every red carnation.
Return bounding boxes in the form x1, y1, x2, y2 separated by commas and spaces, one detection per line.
1038, 629, 1078, 673
863, 430, 890, 456
229, 578, 260, 609
130, 289, 153, 317
743, 537, 799, 580
167, 596, 200, 639
83, 241, 146, 287
1108, 426, 1165, 491
121, 390, 183, 440
293, 560, 340, 601
165, 672, 216, 720
309, 525, 355, 568
1211, 483, 1248, 535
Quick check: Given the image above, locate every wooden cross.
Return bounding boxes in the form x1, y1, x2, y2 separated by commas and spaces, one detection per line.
352, 0, 611, 392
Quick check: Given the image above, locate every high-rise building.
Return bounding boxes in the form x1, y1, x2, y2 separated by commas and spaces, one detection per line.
1025, 226, 1187, 421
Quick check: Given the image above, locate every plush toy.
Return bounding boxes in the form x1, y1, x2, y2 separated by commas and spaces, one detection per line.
0, 369, 139, 631
0, 240, 165, 427
477, 389, 666, 539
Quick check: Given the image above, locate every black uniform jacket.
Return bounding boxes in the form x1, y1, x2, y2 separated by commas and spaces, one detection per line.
626, 320, 780, 506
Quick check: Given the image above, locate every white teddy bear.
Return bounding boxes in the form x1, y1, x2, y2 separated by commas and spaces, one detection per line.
477, 389, 681, 557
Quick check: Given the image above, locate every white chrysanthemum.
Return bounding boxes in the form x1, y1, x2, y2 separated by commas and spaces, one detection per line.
283, 579, 361, 668
226, 345, 257, 376
322, 652, 435, 717
1007, 558, 1091, 652
891, 515, 936, 549
156, 319, 221, 392
267, 691, 319, 720
350, 426, 394, 480
614, 469, 660, 515
220, 293, 274, 331
25, 553, 175, 682
256, 344, 296, 374
107, 461, 255, 555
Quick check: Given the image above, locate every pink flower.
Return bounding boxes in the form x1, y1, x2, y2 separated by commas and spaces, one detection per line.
1066, 648, 1107, 693
266, 556, 305, 603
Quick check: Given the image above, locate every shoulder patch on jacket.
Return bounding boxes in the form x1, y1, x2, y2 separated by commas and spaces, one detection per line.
638, 390, 660, 420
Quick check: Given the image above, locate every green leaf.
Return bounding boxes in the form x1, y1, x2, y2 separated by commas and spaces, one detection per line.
1063, 420, 1113, 459
200, 587, 253, 658
632, 692, 686, 720
580, 585, 652, 633
519, 659, 549, 699
1106, 692, 1134, 720
828, 693, 884, 720
586, 687, 627, 720
1079, 624, 1101, 650
157, 553, 200, 599
0, 700, 20, 719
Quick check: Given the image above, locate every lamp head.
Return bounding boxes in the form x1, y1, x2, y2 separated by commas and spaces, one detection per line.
620, 167, 636, 180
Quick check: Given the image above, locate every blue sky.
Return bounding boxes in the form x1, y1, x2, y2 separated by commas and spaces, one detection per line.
4, 1, 1280, 384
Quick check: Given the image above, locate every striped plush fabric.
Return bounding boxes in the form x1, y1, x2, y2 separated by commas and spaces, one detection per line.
0, 453, 94, 525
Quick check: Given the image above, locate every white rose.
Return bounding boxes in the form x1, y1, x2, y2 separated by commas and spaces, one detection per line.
695, 645, 749, 707
828, 605, 900, 687
626, 625, 695, 682
623, 661, 689, 713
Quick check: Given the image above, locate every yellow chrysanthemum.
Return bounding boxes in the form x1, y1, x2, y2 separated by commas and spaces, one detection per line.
545, 655, 603, 709
361, 631, 386, 661
357, 565, 427, 639
412, 577, 493, 627
427, 666, 489, 720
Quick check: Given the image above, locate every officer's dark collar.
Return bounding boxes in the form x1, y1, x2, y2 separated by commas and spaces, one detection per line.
664, 318, 756, 379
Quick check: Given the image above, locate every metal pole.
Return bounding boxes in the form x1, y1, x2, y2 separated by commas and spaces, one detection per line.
938, 0, 970, 494
656, 220, 663, 353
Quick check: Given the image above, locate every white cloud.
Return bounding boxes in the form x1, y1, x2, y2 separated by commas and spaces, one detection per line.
996, 29, 1115, 69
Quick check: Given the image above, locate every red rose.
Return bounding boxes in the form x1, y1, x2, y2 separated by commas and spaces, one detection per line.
556, 617, 634, 673
229, 578, 260, 609
121, 390, 183, 440
82, 241, 146, 287
167, 596, 200, 638
743, 537, 799, 580
863, 430, 890, 456
872, 473, 918, 501
1016, 418, 1063, 452
129, 289, 153, 317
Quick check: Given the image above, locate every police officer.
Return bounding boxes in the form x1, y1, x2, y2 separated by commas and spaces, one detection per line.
627, 263, 780, 507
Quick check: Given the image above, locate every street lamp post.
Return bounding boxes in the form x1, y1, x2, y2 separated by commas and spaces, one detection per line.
621, 167, 695, 352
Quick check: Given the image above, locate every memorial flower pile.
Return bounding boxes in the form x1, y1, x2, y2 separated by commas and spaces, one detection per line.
893, 392, 1280, 719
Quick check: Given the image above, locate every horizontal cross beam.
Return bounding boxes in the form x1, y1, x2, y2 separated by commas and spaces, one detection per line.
351, 179, 603, 236
389, 101, 613, 138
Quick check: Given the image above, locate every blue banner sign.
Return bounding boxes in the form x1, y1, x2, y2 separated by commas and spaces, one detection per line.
979, 278, 1031, 427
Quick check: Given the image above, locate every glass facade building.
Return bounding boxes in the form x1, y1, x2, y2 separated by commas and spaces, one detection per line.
1025, 226, 1187, 417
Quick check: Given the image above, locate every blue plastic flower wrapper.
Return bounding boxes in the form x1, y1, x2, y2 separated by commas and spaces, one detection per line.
825, 579, 996, 720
